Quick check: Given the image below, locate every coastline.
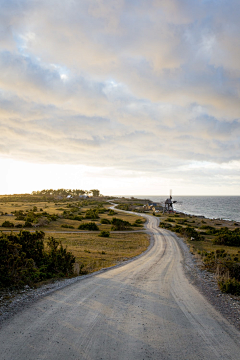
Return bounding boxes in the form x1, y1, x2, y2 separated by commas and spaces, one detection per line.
133, 195, 240, 223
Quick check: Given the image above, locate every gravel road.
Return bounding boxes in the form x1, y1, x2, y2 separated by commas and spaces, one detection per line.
1, 214, 240, 360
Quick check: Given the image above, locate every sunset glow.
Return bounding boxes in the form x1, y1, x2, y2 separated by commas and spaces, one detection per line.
1, 0, 240, 195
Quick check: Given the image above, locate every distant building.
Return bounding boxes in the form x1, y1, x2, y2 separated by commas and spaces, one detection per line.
79, 195, 88, 199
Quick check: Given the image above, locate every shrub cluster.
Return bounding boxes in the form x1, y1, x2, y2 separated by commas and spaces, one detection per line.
98, 231, 110, 238
62, 210, 82, 221
218, 278, 240, 295
85, 209, 99, 219
61, 224, 74, 229
13, 209, 59, 227
213, 228, 240, 247
132, 219, 144, 227
0, 231, 75, 288
116, 204, 130, 211
159, 222, 203, 241
108, 209, 117, 216
200, 249, 240, 295
78, 222, 99, 231
111, 218, 131, 231
100, 218, 111, 224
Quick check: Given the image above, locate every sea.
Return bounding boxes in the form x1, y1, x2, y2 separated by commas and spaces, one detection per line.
123, 196, 240, 223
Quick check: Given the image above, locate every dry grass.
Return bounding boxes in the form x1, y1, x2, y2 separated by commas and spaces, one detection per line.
45, 232, 149, 273
0, 201, 145, 232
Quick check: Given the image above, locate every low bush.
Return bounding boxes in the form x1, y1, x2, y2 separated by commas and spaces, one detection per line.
166, 217, 175, 222
85, 209, 99, 220
218, 278, 240, 295
116, 204, 130, 211
159, 222, 172, 229
61, 224, 74, 229
78, 222, 99, 231
108, 209, 117, 216
100, 218, 111, 224
111, 218, 131, 231
98, 231, 110, 237
213, 233, 240, 247
24, 221, 33, 227
1, 221, 14, 228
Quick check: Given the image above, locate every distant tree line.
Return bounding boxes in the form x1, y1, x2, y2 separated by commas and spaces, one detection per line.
31, 189, 101, 197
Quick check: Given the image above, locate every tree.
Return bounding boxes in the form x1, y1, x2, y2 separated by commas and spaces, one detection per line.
90, 189, 100, 197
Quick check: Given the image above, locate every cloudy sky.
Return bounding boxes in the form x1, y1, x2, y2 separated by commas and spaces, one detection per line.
1, 0, 240, 195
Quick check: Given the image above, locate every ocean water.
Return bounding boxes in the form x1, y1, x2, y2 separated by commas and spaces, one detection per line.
127, 196, 240, 222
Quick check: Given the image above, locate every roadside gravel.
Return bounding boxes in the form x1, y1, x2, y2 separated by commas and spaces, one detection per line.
173, 231, 240, 331
0, 231, 154, 328
1, 226, 240, 333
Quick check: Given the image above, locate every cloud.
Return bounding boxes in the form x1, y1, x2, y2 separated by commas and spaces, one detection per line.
0, 0, 240, 193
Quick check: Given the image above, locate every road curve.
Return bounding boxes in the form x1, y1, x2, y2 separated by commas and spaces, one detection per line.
1, 215, 240, 360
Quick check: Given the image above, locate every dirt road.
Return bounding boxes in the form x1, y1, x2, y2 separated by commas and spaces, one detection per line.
1, 215, 240, 359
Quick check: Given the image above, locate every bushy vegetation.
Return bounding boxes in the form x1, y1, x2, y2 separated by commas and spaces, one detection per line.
132, 219, 144, 227
61, 224, 75, 229
78, 222, 99, 231
98, 231, 110, 238
9, 209, 60, 227
100, 218, 111, 224
108, 209, 118, 216
199, 249, 240, 295
213, 228, 240, 247
111, 218, 131, 231
85, 209, 99, 220
218, 278, 240, 295
160, 222, 203, 241
0, 231, 75, 288
2, 220, 14, 228
116, 204, 130, 211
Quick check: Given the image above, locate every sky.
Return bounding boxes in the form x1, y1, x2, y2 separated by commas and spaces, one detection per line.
0, 0, 240, 196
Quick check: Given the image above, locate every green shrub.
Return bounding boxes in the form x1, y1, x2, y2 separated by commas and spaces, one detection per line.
98, 231, 110, 237
108, 209, 117, 216
166, 217, 175, 222
116, 204, 129, 211
96, 207, 107, 214
218, 278, 240, 295
111, 218, 131, 231
159, 222, 172, 229
78, 222, 99, 231
2, 221, 14, 228
61, 224, 74, 229
133, 218, 144, 226
100, 218, 111, 224
85, 209, 99, 219
24, 221, 33, 227
213, 233, 240, 247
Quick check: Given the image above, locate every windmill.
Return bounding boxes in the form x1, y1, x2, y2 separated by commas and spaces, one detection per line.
163, 189, 177, 214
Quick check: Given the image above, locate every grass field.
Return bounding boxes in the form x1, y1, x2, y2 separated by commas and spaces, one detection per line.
0, 196, 149, 277
45, 232, 149, 274
0, 199, 145, 232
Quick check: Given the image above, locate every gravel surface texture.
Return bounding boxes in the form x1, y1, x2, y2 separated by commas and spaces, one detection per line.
1, 223, 240, 332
